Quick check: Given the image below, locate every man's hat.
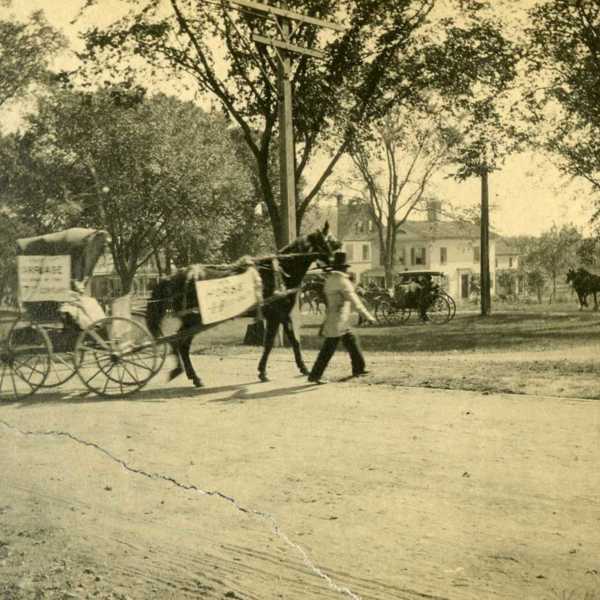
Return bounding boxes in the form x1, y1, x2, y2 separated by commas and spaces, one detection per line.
325, 250, 351, 271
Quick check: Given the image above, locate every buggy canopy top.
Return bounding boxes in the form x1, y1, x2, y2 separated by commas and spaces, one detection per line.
16, 228, 109, 283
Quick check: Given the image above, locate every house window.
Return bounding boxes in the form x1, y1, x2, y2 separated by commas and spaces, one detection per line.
473, 246, 480, 262
411, 246, 426, 266
440, 247, 447, 265
355, 221, 364, 234
344, 243, 354, 261
362, 244, 370, 261
368, 220, 374, 232
509, 257, 513, 268
396, 247, 406, 265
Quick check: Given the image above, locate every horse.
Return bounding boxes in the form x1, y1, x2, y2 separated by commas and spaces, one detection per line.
145, 223, 340, 387
300, 276, 326, 314
566, 267, 600, 310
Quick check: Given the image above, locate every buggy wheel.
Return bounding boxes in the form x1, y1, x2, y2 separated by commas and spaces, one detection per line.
426, 294, 452, 324
0, 321, 51, 400
376, 299, 410, 326
40, 350, 77, 388
375, 298, 391, 325
443, 293, 457, 320
74, 317, 166, 398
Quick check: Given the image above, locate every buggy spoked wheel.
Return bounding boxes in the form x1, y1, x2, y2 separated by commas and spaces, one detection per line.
375, 299, 410, 325
74, 317, 166, 397
425, 294, 452, 324
39, 329, 78, 388
375, 298, 392, 325
445, 294, 457, 320
0, 321, 51, 400
40, 351, 77, 388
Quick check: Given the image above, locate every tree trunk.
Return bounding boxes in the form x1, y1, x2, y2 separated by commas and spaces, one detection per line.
480, 170, 492, 316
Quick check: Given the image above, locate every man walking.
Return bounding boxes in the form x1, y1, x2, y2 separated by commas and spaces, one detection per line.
308, 251, 376, 385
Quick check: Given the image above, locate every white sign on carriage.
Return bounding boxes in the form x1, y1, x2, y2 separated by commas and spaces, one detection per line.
195, 269, 260, 325
17, 255, 71, 302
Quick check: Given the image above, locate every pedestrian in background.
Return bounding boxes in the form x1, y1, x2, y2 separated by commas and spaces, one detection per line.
308, 251, 376, 385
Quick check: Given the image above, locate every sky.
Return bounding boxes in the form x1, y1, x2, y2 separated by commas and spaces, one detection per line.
1, 0, 595, 238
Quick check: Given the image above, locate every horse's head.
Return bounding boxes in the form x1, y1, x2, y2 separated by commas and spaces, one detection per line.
305, 221, 341, 267
566, 268, 576, 284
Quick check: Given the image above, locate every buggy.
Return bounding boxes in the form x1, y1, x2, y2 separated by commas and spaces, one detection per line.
0, 228, 166, 399
374, 270, 456, 325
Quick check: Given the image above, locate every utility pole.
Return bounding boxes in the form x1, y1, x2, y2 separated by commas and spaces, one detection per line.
276, 14, 296, 245
230, 0, 343, 345
480, 169, 492, 316
230, 0, 343, 246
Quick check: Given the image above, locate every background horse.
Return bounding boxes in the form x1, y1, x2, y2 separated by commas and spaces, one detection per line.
146, 223, 339, 387
300, 276, 326, 314
566, 267, 600, 310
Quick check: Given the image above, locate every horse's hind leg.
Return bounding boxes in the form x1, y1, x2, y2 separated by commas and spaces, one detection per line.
282, 318, 309, 376
167, 336, 184, 382
258, 318, 279, 382
179, 316, 203, 387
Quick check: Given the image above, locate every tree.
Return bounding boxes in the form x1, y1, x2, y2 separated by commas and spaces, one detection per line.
576, 237, 600, 268
0, 5, 65, 113
526, 1, 600, 196
496, 269, 516, 297
434, 5, 522, 317
1, 86, 254, 292
526, 224, 581, 303
526, 268, 546, 304
348, 105, 458, 286
78, 0, 479, 248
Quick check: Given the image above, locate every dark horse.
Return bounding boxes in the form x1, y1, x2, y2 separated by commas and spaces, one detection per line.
566, 267, 600, 310
145, 223, 339, 387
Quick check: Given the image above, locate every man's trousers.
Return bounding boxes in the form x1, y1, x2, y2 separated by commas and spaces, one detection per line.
309, 331, 366, 379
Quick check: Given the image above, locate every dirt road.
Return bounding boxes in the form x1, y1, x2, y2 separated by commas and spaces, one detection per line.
1, 353, 599, 599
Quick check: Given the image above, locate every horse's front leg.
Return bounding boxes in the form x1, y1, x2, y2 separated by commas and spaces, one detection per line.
258, 318, 280, 382
282, 318, 309, 376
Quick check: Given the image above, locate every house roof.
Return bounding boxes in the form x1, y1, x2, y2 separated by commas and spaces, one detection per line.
495, 239, 520, 255
398, 220, 493, 240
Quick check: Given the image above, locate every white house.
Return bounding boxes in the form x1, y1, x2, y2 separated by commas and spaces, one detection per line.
337, 197, 502, 302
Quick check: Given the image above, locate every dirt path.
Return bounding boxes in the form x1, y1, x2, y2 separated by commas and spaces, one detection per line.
1, 354, 600, 599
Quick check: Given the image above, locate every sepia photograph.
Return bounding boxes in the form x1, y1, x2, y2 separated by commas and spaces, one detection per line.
1, 0, 599, 598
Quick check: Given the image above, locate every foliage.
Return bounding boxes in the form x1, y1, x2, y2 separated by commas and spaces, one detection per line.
525, 224, 581, 302
0, 6, 65, 112
78, 0, 507, 247
526, 268, 546, 304
1, 86, 254, 292
526, 1, 600, 198
576, 237, 600, 269
348, 105, 459, 285
496, 269, 516, 295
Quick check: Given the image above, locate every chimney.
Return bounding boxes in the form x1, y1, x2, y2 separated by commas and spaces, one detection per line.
336, 193, 344, 208
427, 199, 442, 222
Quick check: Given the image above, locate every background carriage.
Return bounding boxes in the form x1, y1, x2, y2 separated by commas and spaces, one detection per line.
0, 228, 166, 400
374, 270, 456, 325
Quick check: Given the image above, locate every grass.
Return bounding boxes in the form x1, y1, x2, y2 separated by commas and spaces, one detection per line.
185, 306, 600, 400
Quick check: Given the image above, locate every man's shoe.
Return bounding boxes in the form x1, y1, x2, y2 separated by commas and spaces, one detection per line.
308, 376, 328, 385
352, 370, 371, 378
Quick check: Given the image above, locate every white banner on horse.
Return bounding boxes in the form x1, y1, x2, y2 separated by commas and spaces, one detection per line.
195, 268, 260, 325
17, 255, 71, 302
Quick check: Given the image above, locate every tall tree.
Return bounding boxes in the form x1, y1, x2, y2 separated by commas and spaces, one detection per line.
78, 0, 453, 248
348, 105, 458, 286
0, 4, 65, 113
2, 86, 254, 292
433, 5, 522, 316
527, 1, 600, 196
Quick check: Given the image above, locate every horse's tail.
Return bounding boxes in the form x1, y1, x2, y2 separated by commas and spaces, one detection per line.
145, 278, 171, 338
